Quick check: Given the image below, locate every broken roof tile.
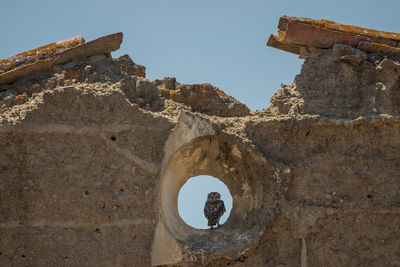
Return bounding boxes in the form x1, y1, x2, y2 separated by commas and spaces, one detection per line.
0, 35, 84, 74
268, 16, 400, 56
0, 32, 123, 85
53, 32, 123, 65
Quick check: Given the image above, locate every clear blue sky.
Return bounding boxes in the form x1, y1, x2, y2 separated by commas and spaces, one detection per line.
3, 1, 400, 228
3, 0, 400, 110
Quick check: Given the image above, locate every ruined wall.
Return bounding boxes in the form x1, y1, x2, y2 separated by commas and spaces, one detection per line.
0, 18, 399, 266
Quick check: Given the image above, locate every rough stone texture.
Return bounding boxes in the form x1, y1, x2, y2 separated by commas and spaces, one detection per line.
268, 43, 400, 118
306, 213, 400, 266
1, 21, 400, 266
154, 77, 250, 117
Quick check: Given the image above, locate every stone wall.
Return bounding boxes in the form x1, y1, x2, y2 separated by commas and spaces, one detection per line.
0, 18, 399, 266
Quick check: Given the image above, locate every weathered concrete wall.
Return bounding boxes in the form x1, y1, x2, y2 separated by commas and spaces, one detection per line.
1, 18, 400, 266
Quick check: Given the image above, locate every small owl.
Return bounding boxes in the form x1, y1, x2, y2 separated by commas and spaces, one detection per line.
204, 192, 226, 229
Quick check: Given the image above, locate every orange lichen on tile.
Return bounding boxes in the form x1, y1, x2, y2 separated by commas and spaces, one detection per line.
280, 16, 400, 42
1, 62, 17, 72
358, 41, 400, 55
0, 35, 84, 72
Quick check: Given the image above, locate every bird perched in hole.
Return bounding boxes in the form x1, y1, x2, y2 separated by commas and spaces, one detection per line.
204, 192, 226, 229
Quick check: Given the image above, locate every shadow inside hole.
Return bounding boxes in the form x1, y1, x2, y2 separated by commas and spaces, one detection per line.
178, 175, 233, 229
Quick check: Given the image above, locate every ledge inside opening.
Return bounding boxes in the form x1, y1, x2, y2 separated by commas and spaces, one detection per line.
178, 175, 233, 230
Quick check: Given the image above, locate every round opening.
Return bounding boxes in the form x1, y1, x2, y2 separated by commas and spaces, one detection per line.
159, 135, 288, 253
178, 175, 233, 229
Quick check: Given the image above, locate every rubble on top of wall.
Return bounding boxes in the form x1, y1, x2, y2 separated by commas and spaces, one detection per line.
0, 33, 250, 117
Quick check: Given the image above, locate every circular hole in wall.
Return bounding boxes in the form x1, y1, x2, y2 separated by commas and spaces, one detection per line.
159, 135, 287, 253
178, 175, 233, 229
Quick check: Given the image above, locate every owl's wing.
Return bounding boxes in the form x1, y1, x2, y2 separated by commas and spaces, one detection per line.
204, 202, 213, 218
219, 200, 226, 214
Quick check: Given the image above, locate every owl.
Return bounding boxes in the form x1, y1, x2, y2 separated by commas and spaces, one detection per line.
204, 192, 226, 229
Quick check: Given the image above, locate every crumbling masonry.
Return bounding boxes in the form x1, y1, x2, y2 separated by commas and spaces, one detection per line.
0, 16, 399, 266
